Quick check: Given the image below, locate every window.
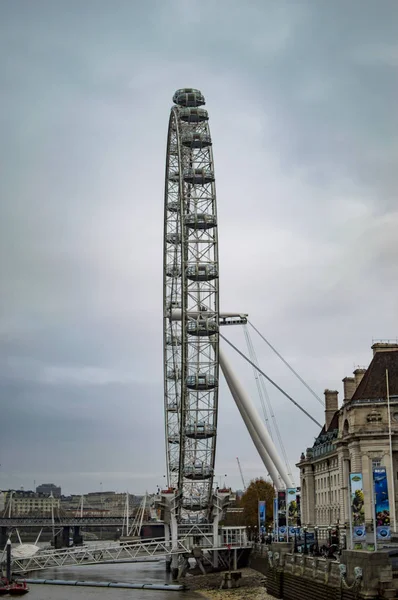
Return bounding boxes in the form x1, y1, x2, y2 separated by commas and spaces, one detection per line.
372, 458, 382, 470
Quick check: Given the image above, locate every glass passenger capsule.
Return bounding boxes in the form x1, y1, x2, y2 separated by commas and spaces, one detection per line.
184, 168, 215, 185
179, 108, 209, 123
186, 263, 218, 281
186, 373, 217, 390
184, 464, 214, 480
173, 88, 205, 107
187, 318, 218, 336
185, 423, 216, 439
182, 497, 208, 511
185, 213, 217, 230
181, 132, 212, 149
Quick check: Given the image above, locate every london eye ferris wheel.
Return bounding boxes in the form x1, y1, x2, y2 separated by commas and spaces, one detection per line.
163, 88, 219, 523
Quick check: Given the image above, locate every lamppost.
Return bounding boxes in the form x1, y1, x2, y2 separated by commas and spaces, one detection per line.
335, 525, 340, 547
268, 526, 272, 545
327, 526, 332, 546
303, 526, 308, 555
293, 528, 298, 553
314, 526, 319, 556
342, 525, 347, 550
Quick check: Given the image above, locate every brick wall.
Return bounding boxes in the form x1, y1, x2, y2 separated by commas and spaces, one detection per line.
265, 568, 363, 600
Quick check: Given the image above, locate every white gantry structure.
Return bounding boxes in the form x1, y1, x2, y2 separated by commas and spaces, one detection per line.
162, 89, 294, 575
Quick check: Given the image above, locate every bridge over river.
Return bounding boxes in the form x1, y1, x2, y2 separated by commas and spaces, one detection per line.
0, 516, 127, 528
6, 526, 250, 575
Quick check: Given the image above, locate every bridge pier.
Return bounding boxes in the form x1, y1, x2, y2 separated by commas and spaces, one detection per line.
54, 526, 71, 549
63, 526, 70, 547
73, 526, 83, 546
164, 523, 171, 572
0, 527, 8, 549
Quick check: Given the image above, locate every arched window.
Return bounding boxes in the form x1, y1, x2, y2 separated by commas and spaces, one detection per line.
343, 419, 349, 435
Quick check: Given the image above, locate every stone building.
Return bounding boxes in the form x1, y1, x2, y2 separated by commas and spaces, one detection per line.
36, 483, 61, 497
298, 342, 398, 531
2, 490, 60, 515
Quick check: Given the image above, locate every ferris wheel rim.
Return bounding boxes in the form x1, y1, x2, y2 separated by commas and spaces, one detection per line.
163, 107, 184, 489
163, 90, 220, 522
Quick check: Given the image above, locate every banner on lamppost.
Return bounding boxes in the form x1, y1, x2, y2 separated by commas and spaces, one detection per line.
273, 497, 278, 538
287, 488, 298, 523
277, 490, 286, 539
258, 500, 266, 534
286, 488, 299, 536
373, 467, 391, 541
350, 473, 365, 541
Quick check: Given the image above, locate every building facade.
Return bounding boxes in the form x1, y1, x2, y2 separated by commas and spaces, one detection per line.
36, 483, 61, 497
2, 490, 60, 516
60, 492, 142, 516
298, 342, 398, 532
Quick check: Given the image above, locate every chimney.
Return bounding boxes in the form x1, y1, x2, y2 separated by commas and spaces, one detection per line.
371, 342, 398, 356
353, 368, 366, 389
342, 377, 356, 401
324, 389, 338, 430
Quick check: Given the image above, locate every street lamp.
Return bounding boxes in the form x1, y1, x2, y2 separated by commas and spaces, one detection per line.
327, 526, 332, 546
314, 526, 319, 556
303, 526, 308, 555
293, 528, 298, 553
342, 525, 347, 550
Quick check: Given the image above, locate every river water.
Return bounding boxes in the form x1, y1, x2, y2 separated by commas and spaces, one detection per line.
27, 560, 202, 600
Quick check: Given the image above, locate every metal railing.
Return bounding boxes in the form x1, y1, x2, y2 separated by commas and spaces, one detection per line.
8, 534, 250, 574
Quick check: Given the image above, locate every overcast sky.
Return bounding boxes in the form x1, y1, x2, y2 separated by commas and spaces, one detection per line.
1, 0, 397, 496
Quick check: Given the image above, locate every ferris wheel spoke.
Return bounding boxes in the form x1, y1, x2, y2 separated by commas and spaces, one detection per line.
164, 89, 219, 521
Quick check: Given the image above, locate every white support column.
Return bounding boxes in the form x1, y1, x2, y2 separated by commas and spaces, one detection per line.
220, 350, 281, 487
219, 347, 293, 489
170, 504, 179, 577
160, 493, 179, 579
164, 522, 171, 572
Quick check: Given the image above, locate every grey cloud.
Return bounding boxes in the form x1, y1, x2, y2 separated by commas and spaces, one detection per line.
0, 0, 396, 493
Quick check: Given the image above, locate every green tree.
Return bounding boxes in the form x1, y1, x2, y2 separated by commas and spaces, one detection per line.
240, 478, 275, 529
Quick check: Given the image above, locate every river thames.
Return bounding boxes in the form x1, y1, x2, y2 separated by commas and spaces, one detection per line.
26, 560, 201, 600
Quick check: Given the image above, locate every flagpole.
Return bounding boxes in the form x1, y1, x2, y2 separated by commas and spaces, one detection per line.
371, 488, 378, 551
286, 488, 289, 542
347, 466, 353, 550
386, 369, 397, 532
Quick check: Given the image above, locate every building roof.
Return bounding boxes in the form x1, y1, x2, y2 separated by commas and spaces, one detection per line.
351, 350, 398, 401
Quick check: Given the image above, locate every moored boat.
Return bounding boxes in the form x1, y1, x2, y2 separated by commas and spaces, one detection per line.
0, 577, 9, 595
8, 581, 29, 596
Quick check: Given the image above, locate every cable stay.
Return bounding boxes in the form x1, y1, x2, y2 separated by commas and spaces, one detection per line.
248, 320, 324, 407
219, 332, 322, 428
243, 325, 295, 486
242, 327, 274, 484
243, 325, 273, 439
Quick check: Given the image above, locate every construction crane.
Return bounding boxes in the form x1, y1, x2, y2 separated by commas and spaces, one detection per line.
236, 457, 246, 491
